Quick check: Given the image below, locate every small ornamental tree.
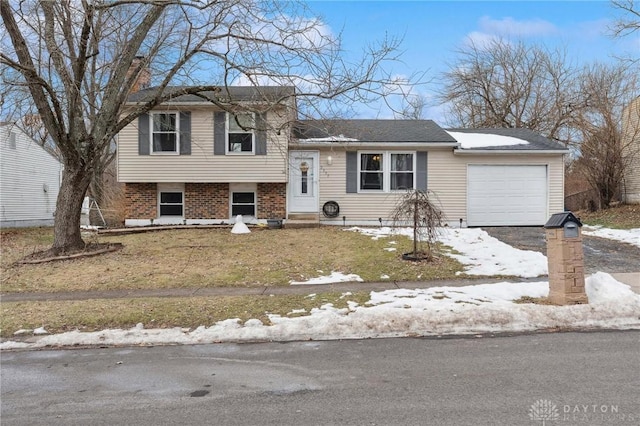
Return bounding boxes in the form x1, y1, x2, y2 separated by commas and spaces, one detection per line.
390, 189, 444, 261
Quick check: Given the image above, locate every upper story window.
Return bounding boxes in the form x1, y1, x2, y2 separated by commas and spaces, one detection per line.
358, 152, 415, 192
227, 113, 255, 154
151, 112, 179, 154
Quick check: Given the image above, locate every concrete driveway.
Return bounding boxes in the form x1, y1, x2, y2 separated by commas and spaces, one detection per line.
482, 226, 640, 275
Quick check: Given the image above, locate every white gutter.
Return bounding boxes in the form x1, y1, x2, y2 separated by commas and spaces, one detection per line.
291, 141, 460, 148
453, 149, 570, 155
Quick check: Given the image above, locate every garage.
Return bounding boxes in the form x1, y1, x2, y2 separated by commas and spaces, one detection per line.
467, 165, 548, 226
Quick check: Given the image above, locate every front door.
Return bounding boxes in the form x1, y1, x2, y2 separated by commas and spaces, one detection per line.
289, 151, 319, 213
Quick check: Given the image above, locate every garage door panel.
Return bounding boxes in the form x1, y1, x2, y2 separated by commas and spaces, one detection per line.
467, 165, 548, 226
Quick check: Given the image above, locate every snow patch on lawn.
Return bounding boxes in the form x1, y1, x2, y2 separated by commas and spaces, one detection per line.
290, 271, 364, 285
2, 273, 638, 350
347, 226, 548, 278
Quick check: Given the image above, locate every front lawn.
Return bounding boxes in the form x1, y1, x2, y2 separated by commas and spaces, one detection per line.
0, 292, 372, 338
0, 226, 464, 293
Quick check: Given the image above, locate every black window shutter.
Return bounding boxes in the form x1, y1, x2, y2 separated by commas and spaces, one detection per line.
416, 151, 428, 190
255, 112, 267, 155
138, 113, 150, 155
346, 151, 357, 193
179, 111, 191, 155
214, 112, 226, 155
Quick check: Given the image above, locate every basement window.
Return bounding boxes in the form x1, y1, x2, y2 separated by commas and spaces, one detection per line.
159, 191, 183, 216
231, 192, 256, 216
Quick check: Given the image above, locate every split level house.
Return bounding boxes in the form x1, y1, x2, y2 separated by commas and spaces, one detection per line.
117, 86, 569, 228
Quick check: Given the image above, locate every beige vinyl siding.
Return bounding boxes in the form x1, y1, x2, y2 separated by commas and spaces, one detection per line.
427, 148, 466, 223
429, 150, 565, 223
317, 149, 424, 223
118, 107, 288, 183
316, 148, 565, 225
623, 97, 640, 203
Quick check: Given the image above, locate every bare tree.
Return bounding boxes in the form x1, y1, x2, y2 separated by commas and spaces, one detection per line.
439, 39, 581, 145
390, 189, 443, 262
572, 63, 639, 208
610, 0, 640, 38
397, 93, 428, 120
1, 0, 410, 254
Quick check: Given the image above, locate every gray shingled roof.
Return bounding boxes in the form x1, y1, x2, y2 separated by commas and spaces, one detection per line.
294, 120, 458, 143
544, 211, 582, 228
127, 86, 295, 103
446, 127, 567, 151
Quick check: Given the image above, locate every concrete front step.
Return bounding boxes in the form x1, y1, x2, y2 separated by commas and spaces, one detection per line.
285, 219, 320, 229
287, 213, 320, 221
284, 213, 320, 228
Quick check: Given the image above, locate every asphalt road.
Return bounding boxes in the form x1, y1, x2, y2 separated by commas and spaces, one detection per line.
2, 332, 639, 425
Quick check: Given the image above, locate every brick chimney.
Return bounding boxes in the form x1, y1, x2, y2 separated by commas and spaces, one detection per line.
126, 55, 151, 93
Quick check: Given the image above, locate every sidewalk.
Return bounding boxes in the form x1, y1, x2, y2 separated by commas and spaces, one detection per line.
611, 272, 640, 293
1, 273, 638, 303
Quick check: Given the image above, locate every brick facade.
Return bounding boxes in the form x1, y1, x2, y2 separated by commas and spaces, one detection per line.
257, 183, 286, 219
125, 183, 157, 218
185, 183, 229, 219
125, 182, 286, 220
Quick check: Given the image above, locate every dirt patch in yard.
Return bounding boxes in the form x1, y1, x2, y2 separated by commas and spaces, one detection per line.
482, 226, 640, 274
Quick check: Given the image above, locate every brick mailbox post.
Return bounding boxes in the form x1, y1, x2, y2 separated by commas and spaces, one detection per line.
544, 211, 588, 305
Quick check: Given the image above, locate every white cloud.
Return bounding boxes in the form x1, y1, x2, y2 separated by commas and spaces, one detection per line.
478, 16, 558, 38
573, 18, 611, 40
464, 16, 558, 49
464, 31, 503, 49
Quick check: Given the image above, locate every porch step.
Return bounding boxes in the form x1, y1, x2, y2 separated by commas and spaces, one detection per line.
288, 213, 320, 221
286, 213, 320, 229
285, 219, 320, 229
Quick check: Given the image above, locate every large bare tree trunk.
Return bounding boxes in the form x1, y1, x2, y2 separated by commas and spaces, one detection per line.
52, 165, 92, 254
2, 0, 410, 257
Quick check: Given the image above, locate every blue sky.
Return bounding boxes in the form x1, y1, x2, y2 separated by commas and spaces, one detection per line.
305, 1, 639, 119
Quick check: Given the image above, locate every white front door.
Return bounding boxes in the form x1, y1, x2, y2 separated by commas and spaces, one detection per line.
289, 151, 319, 213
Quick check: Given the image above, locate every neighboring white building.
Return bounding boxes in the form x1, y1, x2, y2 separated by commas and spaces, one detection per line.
0, 123, 62, 227
622, 97, 640, 204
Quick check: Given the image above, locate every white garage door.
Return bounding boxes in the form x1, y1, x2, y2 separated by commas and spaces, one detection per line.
467, 165, 548, 226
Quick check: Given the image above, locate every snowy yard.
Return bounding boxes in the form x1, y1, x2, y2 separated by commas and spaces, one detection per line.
2, 225, 638, 350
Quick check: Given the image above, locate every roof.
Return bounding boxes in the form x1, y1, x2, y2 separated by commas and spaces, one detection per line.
294, 120, 458, 143
446, 127, 567, 151
544, 211, 583, 228
127, 86, 296, 104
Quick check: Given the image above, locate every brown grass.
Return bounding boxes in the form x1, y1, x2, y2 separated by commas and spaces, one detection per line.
512, 295, 555, 305
575, 204, 640, 229
0, 292, 371, 338
0, 226, 464, 293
